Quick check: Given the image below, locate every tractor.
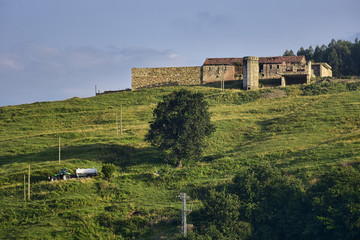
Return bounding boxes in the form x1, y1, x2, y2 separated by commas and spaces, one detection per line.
49, 168, 71, 181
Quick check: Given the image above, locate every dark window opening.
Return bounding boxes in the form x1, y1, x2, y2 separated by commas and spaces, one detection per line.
277, 65, 280, 69
259, 64, 264, 72
285, 75, 307, 85
270, 65, 273, 70
259, 78, 281, 87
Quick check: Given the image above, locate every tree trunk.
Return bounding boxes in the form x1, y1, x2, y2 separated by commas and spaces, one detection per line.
176, 159, 183, 169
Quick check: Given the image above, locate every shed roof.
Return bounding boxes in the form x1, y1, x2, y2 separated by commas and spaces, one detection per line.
259, 56, 305, 64
203, 58, 242, 65
203, 56, 306, 66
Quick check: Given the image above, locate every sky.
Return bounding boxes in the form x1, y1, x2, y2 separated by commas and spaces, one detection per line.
0, 0, 359, 106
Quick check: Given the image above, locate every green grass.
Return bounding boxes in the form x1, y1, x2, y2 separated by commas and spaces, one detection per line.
0, 81, 360, 239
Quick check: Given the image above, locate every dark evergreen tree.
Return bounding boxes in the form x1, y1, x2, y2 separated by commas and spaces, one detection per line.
145, 89, 215, 167
351, 38, 360, 75
313, 45, 326, 62
297, 45, 314, 61
293, 39, 360, 76
283, 49, 295, 56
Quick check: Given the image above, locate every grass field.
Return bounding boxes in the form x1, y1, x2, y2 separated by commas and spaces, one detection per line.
0, 80, 359, 239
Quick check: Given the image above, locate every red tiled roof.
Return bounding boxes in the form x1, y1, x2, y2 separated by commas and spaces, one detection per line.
259, 56, 305, 64
203, 56, 305, 66
203, 58, 243, 65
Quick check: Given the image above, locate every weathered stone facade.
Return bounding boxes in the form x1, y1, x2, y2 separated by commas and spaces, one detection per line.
131, 56, 332, 91
243, 56, 259, 90
202, 58, 243, 84
132, 67, 201, 90
311, 63, 333, 78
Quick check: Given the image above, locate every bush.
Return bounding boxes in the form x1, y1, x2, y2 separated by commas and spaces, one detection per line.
346, 82, 360, 91
102, 163, 116, 179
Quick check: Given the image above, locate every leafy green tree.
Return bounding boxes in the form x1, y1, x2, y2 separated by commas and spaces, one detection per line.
306, 167, 360, 240
145, 89, 215, 167
232, 163, 307, 240
189, 190, 251, 240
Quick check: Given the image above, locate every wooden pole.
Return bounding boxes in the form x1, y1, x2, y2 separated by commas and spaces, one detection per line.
28, 165, 30, 200
116, 113, 119, 135
222, 66, 225, 91
59, 137, 61, 165
24, 173, 26, 201
120, 105, 122, 135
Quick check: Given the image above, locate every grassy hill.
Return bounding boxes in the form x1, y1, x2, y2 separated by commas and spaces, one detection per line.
0, 80, 360, 239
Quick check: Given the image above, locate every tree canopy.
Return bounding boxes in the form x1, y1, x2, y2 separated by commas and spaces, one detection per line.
283, 38, 360, 77
145, 89, 215, 167
187, 164, 360, 240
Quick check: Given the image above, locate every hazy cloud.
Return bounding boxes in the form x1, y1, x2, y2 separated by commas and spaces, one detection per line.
172, 11, 233, 33
0, 44, 187, 106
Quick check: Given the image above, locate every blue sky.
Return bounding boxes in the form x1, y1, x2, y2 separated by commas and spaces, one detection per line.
0, 0, 359, 106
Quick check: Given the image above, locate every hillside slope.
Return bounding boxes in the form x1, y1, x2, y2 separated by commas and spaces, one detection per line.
0, 81, 359, 239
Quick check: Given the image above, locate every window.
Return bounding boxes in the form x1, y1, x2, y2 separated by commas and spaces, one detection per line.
270, 65, 273, 70
277, 65, 280, 69
259, 64, 264, 72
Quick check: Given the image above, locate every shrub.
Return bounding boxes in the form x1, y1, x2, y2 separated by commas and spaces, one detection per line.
102, 163, 116, 179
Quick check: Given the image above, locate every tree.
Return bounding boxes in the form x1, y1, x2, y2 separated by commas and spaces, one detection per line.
297, 45, 314, 61
306, 167, 360, 240
283, 49, 295, 56
145, 89, 215, 167
232, 163, 307, 240
189, 190, 251, 240
102, 163, 116, 179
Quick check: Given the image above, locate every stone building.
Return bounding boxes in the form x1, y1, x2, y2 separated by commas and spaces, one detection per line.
131, 55, 332, 90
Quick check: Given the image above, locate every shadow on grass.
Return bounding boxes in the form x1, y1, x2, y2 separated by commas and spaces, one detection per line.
203, 80, 243, 89
0, 143, 166, 185
0, 143, 163, 169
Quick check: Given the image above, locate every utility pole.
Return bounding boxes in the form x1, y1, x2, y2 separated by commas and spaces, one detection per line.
221, 66, 225, 91
28, 165, 30, 200
116, 112, 119, 135
178, 193, 191, 236
24, 173, 26, 201
120, 105, 122, 135
95, 85, 97, 95
58, 137, 60, 164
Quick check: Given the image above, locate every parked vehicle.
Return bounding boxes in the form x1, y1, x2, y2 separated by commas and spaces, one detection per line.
48, 168, 98, 181
75, 168, 98, 178
48, 168, 71, 181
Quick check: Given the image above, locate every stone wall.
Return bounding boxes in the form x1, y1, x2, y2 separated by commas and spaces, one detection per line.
312, 63, 332, 77
132, 67, 202, 90
202, 65, 241, 84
